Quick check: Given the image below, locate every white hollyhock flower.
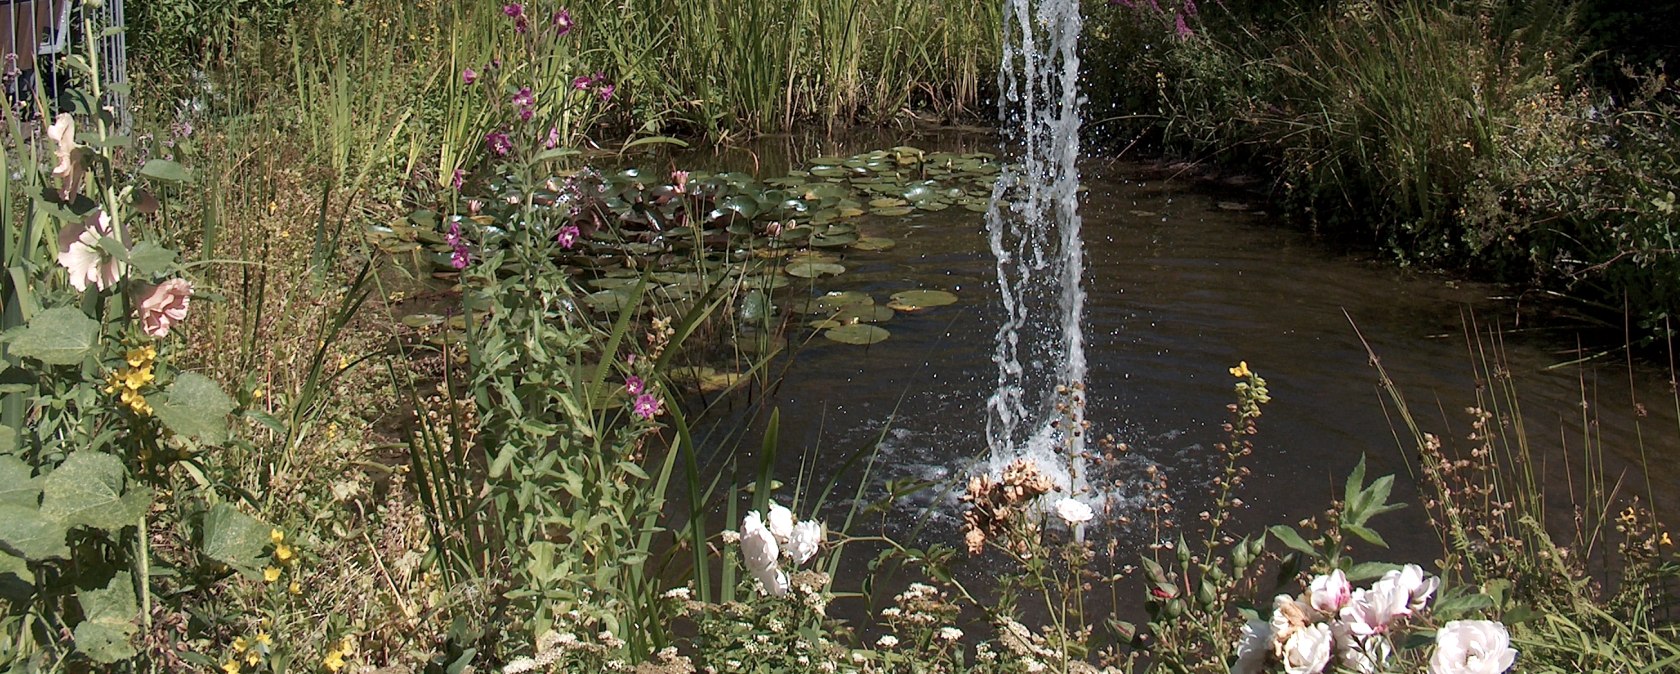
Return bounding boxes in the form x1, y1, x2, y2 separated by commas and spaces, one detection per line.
1055, 498, 1094, 524
766, 502, 796, 543
1430, 621, 1516, 674
786, 520, 822, 565
1308, 569, 1351, 614
1232, 619, 1272, 674
1334, 622, 1393, 674
740, 512, 787, 596
1281, 623, 1333, 674
1340, 579, 1409, 637
1383, 564, 1439, 613
1271, 593, 1312, 643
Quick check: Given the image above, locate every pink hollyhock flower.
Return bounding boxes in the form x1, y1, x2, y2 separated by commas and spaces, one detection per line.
625, 375, 644, 395
461, 67, 477, 85
56, 211, 127, 292
556, 224, 580, 249
134, 278, 193, 338
47, 113, 84, 196
633, 393, 661, 419
1309, 569, 1352, 614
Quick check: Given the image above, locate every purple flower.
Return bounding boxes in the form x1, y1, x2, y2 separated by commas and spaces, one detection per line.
545, 126, 561, 149
1174, 11, 1192, 39
519, 107, 534, 121
503, 3, 523, 17
446, 222, 471, 270
513, 87, 535, 107
553, 8, 573, 35
557, 224, 580, 248
485, 130, 513, 156
462, 67, 477, 85
451, 168, 465, 190
1183, 0, 1198, 16
573, 74, 595, 90
633, 393, 662, 420
597, 84, 615, 102
626, 375, 644, 395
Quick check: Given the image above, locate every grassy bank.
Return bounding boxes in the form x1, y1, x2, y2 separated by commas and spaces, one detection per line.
1084, 0, 1680, 342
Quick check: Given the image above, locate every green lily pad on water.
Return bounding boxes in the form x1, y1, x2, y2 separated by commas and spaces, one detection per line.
785, 261, 846, 278
872, 207, 914, 217
851, 237, 896, 252
400, 314, 445, 329
829, 304, 895, 323
809, 231, 860, 248
583, 290, 634, 312
809, 319, 843, 329
824, 324, 890, 345
887, 289, 958, 311
794, 291, 873, 314
868, 197, 908, 209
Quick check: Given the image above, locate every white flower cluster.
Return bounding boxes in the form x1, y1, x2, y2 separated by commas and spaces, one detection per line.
739, 501, 824, 596
1234, 565, 1513, 674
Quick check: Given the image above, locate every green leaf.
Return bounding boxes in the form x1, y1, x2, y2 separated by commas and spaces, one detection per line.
1267, 525, 1322, 558
0, 503, 69, 560
200, 503, 272, 578
126, 241, 178, 275
152, 373, 235, 445
8, 307, 99, 366
0, 456, 37, 506
1342, 523, 1389, 548
40, 452, 148, 533
138, 159, 193, 184
73, 571, 139, 663
1431, 588, 1493, 620
1346, 561, 1401, 581
0, 550, 33, 601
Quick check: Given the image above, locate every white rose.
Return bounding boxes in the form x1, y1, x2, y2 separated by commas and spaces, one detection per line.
786, 520, 823, 565
1429, 621, 1516, 674
1282, 623, 1333, 674
1383, 564, 1439, 613
767, 502, 796, 543
1334, 622, 1392, 674
1340, 579, 1409, 637
1055, 498, 1094, 525
1232, 619, 1272, 674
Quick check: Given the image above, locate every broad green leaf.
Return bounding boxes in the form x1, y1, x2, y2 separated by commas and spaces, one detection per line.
125, 242, 178, 275
0, 551, 32, 601
152, 373, 235, 445
1342, 523, 1389, 548
200, 503, 272, 578
0, 456, 38, 506
0, 503, 68, 560
73, 571, 139, 663
40, 452, 148, 533
1346, 561, 1401, 581
8, 307, 99, 365
138, 159, 193, 183
1267, 525, 1321, 558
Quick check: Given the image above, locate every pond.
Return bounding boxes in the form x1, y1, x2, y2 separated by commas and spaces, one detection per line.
676, 131, 1680, 582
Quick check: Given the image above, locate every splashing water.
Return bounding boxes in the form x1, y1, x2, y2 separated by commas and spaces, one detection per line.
984, 0, 1089, 497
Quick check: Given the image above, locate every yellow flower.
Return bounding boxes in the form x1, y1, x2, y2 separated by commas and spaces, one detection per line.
1662, 532, 1673, 547
288, 579, 301, 595
1229, 361, 1251, 378
122, 365, 154, 390
232, 636, 248, 652
255, 632, 272, 649
245, 652, 260, 666
274, 543, 294, 564
125, 345, 156, 367
264, 566, 282, 583
271, 528, 285, 545
1621, 507, 1638, 524
222, 660, 241, 674
323, 649, 346, 673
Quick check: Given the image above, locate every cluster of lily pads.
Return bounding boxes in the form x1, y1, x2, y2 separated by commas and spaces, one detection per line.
371, 146, 995, 348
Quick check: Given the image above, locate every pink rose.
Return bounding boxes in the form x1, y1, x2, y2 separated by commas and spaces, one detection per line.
56, 211, 127, 292
134, 278, 193, 338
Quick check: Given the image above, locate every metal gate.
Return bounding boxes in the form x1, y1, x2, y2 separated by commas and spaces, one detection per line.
0, 0, 126, 123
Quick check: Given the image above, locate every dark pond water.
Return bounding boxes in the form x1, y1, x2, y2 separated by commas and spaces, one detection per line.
672, 131, 1680, 593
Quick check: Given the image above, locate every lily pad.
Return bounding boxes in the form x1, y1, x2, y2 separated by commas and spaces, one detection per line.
868, 197, 908, 209
785, 262, 846, 278
887, 289, 958, 311
583, 290, 634, 312
851, 237, 896, 252
400, 314, 445, 329
872, 207, 915, 217
795, 292, 873, 314
808, 319, 843, 329
824, 324, 890, 345
809, 232, 860, 248
829, 304, 895, 323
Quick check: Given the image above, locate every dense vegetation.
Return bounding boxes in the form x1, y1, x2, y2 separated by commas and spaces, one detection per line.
1084, 0, 1680, 340
0, 0, 1675, 672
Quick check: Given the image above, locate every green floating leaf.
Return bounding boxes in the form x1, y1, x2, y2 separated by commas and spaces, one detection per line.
152, 373, 236, 445
887, 289, 958, 311
851, 237, 896, 252
9, 307, 99, 366
0, 503, 69, 560
794, 292, 872, 314
200, 503, 272, 578
809, 232, 859, 248
583, 289, 633, 312
871, 207, 914, 217
830, 305, 895, 323
785, 262, 846, 279
73, 571, 139, 663
400, 314, 444, 329
867, 197, 907, 209
139, 159, 193, 184
824, 324, 890, 345
41, 452, 150, 533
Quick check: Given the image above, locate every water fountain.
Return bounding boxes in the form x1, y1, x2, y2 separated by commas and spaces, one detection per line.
984, 0, 1090, 497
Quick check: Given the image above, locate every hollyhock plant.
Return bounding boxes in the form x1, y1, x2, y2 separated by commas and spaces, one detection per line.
1055, 497, 1094, 524
1281, 623, 1333, 674
485, 130, 513, 156
766, 502, 795, 541
552, 8, 572, 35
625, 375, 644, 395
134, 279, 193, 338
632, 393, 661, 419
572, 74, 594, 90
1232, 619, 1272, 674
787, 521, 822, 564
47, 113, 84, 196
57, 211, 127, 292
1430, 621, 1516, 674
740, 512, 788, 596
1309, 569, 1352, 614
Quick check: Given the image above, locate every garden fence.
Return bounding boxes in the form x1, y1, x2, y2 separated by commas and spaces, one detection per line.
0, 0, 126, 126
